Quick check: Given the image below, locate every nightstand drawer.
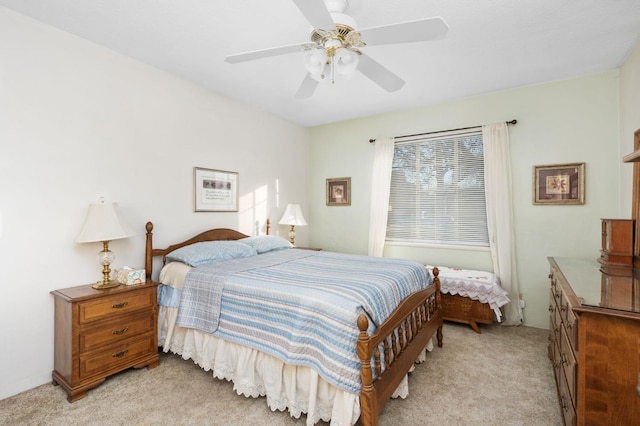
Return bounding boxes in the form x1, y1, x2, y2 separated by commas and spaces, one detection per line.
79, 313, 155, 352
78, 288, 154, 324
79, 332, 156, 379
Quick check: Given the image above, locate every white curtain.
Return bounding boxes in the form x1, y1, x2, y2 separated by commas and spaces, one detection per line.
483, 123, 523, 325
368, 137, 395, 257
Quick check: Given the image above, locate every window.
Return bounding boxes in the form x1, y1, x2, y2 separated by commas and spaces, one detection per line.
386, 129, 489, 248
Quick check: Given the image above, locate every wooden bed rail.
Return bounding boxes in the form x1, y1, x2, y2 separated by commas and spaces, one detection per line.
357, 268, 442, 426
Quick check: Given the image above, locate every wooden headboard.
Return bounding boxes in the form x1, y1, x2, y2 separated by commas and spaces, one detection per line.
144, 219, 271, 280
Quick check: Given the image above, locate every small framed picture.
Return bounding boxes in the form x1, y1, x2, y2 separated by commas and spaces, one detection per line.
326, 177, 351, 206
533, 163, 585, 205
194, 167, 239, 212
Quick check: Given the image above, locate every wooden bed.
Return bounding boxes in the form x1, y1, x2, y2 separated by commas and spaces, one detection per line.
144, 221, 443, 426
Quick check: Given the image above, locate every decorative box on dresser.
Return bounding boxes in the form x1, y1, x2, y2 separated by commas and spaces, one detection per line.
51, 281, 160, 402
548, 257, 640, 426
598, 218, 634, 267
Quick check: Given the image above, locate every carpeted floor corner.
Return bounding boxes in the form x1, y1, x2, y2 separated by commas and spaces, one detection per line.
0, 323, 561, 425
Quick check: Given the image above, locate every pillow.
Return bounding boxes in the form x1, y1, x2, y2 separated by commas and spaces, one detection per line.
240, 235, 293, 254
166, 240, 257, 267
158, 261, 192, 290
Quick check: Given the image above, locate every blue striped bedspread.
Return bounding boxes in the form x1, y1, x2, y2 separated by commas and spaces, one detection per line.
174, 249, 433, 394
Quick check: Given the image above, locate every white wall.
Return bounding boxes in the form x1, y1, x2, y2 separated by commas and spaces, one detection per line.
0, 7, 309, 400
308, 71, 621, 330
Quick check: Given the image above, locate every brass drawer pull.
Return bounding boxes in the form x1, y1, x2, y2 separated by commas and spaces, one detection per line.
112, 327, 129, 335
112, 302, 129, 309
112, 350, 129, 358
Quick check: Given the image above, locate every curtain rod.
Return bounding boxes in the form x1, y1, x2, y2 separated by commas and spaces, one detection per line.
368, 119, 517, 143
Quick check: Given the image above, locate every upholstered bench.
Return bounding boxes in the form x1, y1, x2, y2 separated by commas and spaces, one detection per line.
427, 266, 510, 333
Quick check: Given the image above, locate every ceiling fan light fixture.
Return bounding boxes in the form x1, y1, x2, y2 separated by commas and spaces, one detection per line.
334, 48, 359, 76
304, 50, 328, 78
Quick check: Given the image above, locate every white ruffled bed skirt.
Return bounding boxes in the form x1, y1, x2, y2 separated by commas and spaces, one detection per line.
158, 306, 431, 425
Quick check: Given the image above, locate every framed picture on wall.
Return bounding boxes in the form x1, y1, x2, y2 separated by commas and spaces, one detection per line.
326, 177, 351, 206
533, 163, 585, 205
194, 167, 239, 212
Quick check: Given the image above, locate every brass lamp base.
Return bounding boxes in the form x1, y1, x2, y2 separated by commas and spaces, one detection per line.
288, 225, 296, 245
92, 241, 120, 290
92, 280, 121, 290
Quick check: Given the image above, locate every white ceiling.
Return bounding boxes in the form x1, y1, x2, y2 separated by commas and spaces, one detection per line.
2, 0, 640, 127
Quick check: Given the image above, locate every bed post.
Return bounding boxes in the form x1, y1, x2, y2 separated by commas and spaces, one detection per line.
357, 315, 377, 426
433, 267, 443, 347
145, 221, 153, 280
266, 218, 271, 235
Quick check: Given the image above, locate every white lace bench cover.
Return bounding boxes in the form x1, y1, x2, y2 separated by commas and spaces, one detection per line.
426, 265, 510, 321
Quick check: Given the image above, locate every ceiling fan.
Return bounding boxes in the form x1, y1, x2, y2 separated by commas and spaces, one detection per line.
225, 0, 448, 98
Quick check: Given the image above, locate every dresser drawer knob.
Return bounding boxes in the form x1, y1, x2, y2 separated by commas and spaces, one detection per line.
112, 350, 129, 358
112, 302, 129, 309
112, 327, 129, 335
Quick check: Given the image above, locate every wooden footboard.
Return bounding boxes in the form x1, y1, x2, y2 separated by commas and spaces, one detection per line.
357, 268, 443, 426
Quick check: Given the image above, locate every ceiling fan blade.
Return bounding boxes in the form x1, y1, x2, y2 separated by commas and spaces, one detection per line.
295, 73, 319, 99
358, 53, 405, 92
226, 43, 312, 64
358, 17, 449, 46
292, 0, 335, 30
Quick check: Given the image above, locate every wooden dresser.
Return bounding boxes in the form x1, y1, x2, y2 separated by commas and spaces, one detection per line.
548, 257, 640, 425
51, 281, 160, 402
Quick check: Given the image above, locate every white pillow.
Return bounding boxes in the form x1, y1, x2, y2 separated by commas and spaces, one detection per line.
159, 261, 191, 290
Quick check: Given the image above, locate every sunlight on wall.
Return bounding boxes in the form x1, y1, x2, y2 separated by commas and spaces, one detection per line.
239, 184, 269, 235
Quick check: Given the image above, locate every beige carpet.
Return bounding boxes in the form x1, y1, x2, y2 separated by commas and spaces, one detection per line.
0, 323, 561, 425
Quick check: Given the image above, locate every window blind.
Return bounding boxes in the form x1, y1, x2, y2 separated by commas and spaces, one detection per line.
386, 129, 489, 247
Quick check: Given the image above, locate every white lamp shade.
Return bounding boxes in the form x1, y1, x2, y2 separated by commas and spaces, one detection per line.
278, 204, 307, 226
76, 202, 135, 243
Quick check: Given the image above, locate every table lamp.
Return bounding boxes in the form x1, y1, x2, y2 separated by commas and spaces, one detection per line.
278, 204, 307, 245
76, 200, 135, 289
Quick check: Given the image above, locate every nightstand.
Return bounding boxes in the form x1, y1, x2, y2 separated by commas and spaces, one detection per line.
51, 281, 160, 402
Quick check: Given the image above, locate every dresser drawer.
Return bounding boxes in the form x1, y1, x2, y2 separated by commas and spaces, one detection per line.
560, 326, 577, 407
79, 331, 156, 380
79, 313, 155, 352
558, 372, 576, 426
78, 288, 155, 324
